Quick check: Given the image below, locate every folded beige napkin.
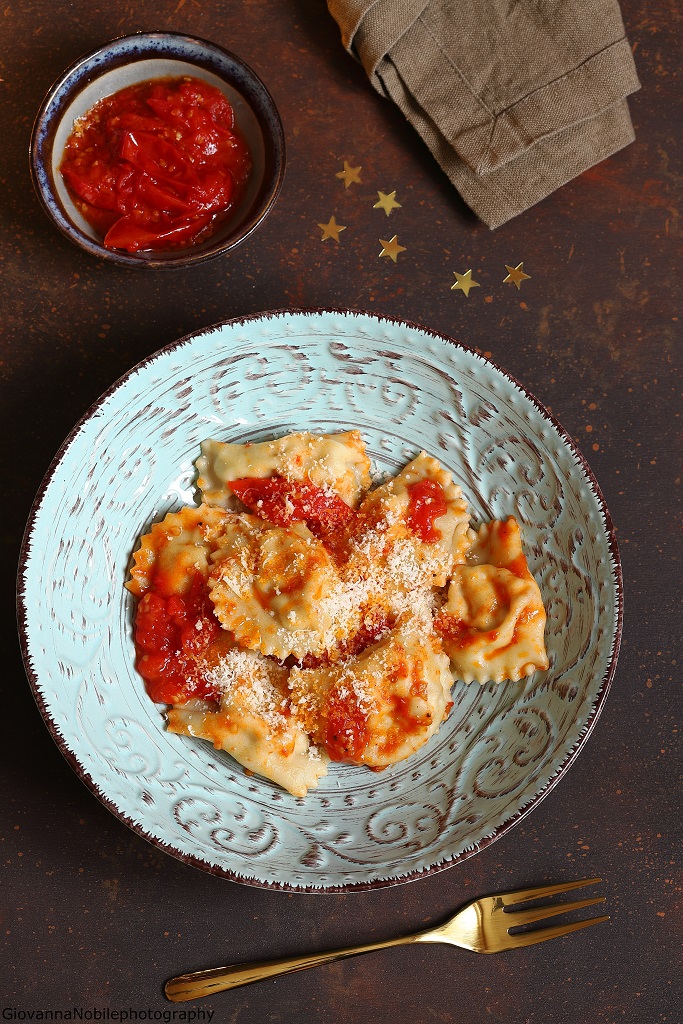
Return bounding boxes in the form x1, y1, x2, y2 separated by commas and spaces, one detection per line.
327, 0, 640, 226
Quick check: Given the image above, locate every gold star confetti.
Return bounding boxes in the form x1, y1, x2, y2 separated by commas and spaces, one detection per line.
451, 269, 480, 297
503, 262, 531, 289
318, 216, 346, 242
378, 235, 406, 262
373, 190, 401, 216
335, 161, 362, 188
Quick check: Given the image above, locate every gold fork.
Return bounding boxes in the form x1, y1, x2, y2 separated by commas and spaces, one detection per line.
165, 877, 608, 1002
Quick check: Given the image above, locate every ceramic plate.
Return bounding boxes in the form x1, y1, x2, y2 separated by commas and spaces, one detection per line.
18, 309, 622, 891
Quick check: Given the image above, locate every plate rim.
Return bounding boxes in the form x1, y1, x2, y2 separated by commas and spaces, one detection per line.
16, 306, 624, 892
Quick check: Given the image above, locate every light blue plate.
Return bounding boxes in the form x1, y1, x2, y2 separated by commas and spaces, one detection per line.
18, 310, 622, 891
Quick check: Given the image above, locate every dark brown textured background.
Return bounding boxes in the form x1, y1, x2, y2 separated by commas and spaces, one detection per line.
2, 2, 680, 1021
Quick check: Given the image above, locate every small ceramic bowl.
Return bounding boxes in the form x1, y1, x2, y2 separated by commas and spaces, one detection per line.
30, 32, 286, 268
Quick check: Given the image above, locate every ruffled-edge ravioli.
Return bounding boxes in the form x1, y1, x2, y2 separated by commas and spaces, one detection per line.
127, 436, 549, 798
167, 648, 329, 797
126, 503, 230, 596
288, 619, 453, 768
344, 452, 471, 597
436, 518, 549, 684
207, 514, 356, 660
196, 430, 372, 510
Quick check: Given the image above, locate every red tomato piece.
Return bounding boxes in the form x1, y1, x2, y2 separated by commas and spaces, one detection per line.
134, 574, 223, 705
103, 213, 212, 252
406, 478, 448, 542
192, 168, 234, 211
110, 112, 169, 134
179, 79, 235, 128
134, 176, 194, 216
61, 163, 121, 212
120, 130, 199, 192
229, 477, 356, 538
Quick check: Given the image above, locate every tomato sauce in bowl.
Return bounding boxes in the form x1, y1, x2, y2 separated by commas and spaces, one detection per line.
60, 76, 252, 253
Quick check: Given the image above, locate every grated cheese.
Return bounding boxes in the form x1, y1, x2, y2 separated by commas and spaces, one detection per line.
202, 648, 290, 734
134, 432, 546, 797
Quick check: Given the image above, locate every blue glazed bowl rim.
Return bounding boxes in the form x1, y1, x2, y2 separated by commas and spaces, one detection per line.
29, 31, 286, 269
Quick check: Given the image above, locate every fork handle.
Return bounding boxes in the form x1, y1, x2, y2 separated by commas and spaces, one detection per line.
165, 934, 421, 1001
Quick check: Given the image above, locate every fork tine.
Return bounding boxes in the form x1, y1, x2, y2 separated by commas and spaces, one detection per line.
502, 876, 602, 907
508, 895, 606, 927
506, 914, 610, 949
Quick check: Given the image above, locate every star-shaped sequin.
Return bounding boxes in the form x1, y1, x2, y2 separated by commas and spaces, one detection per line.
451, 269, 480, 297
335, 161, 362, 188
373, 190, 401, 216
378, 235, 406, 262
318, 216, 346, 242
503, 262, 531, 289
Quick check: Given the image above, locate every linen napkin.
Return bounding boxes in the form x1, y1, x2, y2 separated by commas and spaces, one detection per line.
326, 0, 640, 227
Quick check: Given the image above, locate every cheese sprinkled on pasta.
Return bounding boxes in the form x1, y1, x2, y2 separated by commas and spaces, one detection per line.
129, 432, 548, 796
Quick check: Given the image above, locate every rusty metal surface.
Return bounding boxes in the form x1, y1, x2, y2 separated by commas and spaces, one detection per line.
1, 2, 679, 1021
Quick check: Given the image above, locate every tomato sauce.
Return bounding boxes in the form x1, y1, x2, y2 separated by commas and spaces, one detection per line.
60, 76, 251, 252
406, 478, 448, 542
380, 694, 427, 757
323, 686, 370, 763
133, 571, 224, 705
299, 610, 391, 669
229, 476, 356, 539
434, 611, 485, 649
506, 553, 531, 578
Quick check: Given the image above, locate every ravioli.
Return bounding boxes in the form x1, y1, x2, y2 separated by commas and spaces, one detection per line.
126, 504, 230, 597
333, 451, 471, 641
207, 515, 356, 660
288, 620, 453, 768
435, 518, 549, 683
196, 430, 372, 510
167, 648, 329, 797
127, 432, 549, 797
